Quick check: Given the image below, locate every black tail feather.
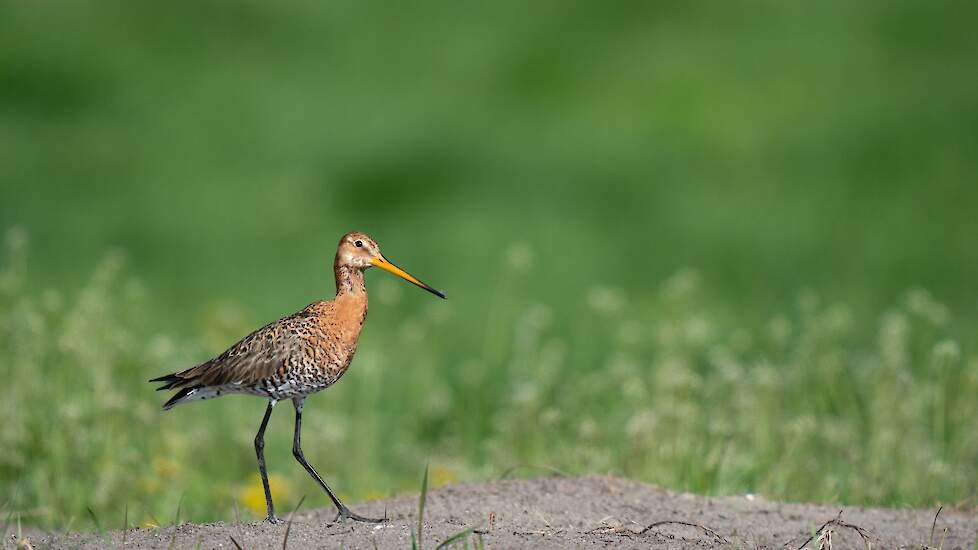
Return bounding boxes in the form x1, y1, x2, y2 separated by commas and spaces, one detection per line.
162, 385, 203, 410
149, 373, 184, 391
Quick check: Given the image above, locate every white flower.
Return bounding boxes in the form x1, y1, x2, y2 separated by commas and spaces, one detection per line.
539, 407, 561, 427
625, 410, 658, 439
906, 288, 950, 326
878, 311, 909, 370
683, 316, 711, 345
513, 382, 539, 406
587, 286, 624, 315
932, 339, 961, 367
505, 242, 535, 271
578, 417, 599, 440
660, 268, 700, 302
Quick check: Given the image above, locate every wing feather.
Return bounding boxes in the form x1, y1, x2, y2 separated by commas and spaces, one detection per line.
165, 307, 320, 389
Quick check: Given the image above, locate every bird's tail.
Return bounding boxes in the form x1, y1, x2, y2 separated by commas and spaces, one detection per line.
160, 385, 205, 410
149, 372, 184, 391
150, 371, 206, 410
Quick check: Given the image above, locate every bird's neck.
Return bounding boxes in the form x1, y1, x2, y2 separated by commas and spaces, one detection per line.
334, 264, 366, 298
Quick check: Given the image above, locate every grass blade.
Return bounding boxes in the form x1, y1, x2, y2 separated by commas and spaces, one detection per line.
173, 495, 183, 527
62, 516, 76, 537
87, 507, 103, 533
435, 527, 474, 549
232, 498, 245, 547
167, 496, 184, 550
1, 501, 14, 540
122, 502, 129, 549
281, 495, 306, 550
417, 464, 429, 550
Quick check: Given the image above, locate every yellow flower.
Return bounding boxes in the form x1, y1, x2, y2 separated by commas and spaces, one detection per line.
240, 473, 294, 516
139, 477, 161, 495
364, 490, 386, 501
431, 465, 457, 488
152, 457, 181, 479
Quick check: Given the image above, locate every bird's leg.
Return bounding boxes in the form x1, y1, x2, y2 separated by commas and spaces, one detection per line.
254, 399, 280, 524
290, 398, 387, 524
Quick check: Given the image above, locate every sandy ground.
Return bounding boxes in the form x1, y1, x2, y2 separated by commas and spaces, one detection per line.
16, 476, 978, 549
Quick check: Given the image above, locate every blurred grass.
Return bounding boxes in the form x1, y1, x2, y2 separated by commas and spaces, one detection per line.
1, 0, 977, 529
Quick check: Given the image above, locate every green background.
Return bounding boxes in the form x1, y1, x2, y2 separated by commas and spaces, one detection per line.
2, 0, 977, 529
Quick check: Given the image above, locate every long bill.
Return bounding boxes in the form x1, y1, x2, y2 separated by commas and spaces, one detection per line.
371, 256, 446, 299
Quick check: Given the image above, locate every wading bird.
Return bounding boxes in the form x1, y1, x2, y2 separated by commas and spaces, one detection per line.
150, 232, 445, 523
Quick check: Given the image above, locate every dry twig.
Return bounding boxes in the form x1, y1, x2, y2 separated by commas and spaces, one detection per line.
791, 510, 872, 550
637, 520, 730, 544
929, 506, 943, 548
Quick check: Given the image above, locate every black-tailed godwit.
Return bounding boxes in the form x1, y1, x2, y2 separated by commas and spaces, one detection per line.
150, 232, 445, 523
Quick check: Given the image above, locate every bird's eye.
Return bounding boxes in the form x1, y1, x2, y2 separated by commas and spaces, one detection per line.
355, 240, 363, 248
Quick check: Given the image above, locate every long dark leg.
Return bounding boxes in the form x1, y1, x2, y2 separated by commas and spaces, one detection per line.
254, 399, 279, 524
291, 398, 387, 523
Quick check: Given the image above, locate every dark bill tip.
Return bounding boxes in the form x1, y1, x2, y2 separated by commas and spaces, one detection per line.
425, 286, 447, 299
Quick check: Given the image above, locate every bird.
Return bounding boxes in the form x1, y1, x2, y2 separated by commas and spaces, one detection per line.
150, 232, 445, 524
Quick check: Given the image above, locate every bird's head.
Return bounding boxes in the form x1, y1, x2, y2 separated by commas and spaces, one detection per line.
336, 232, 446, 299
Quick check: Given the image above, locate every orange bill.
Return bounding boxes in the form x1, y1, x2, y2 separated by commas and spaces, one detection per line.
371, 256, 446, 299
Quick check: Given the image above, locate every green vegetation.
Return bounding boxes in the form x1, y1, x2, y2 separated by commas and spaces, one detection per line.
2, 0, 977, 530
2, 234, 975, 528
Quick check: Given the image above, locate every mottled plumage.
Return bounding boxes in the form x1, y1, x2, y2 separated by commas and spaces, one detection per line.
150, 231, 444, 524
153, 295, 367, 407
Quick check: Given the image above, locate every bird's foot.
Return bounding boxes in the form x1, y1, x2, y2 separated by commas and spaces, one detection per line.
333, 505, 388, 524
265, 514, 282, 524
